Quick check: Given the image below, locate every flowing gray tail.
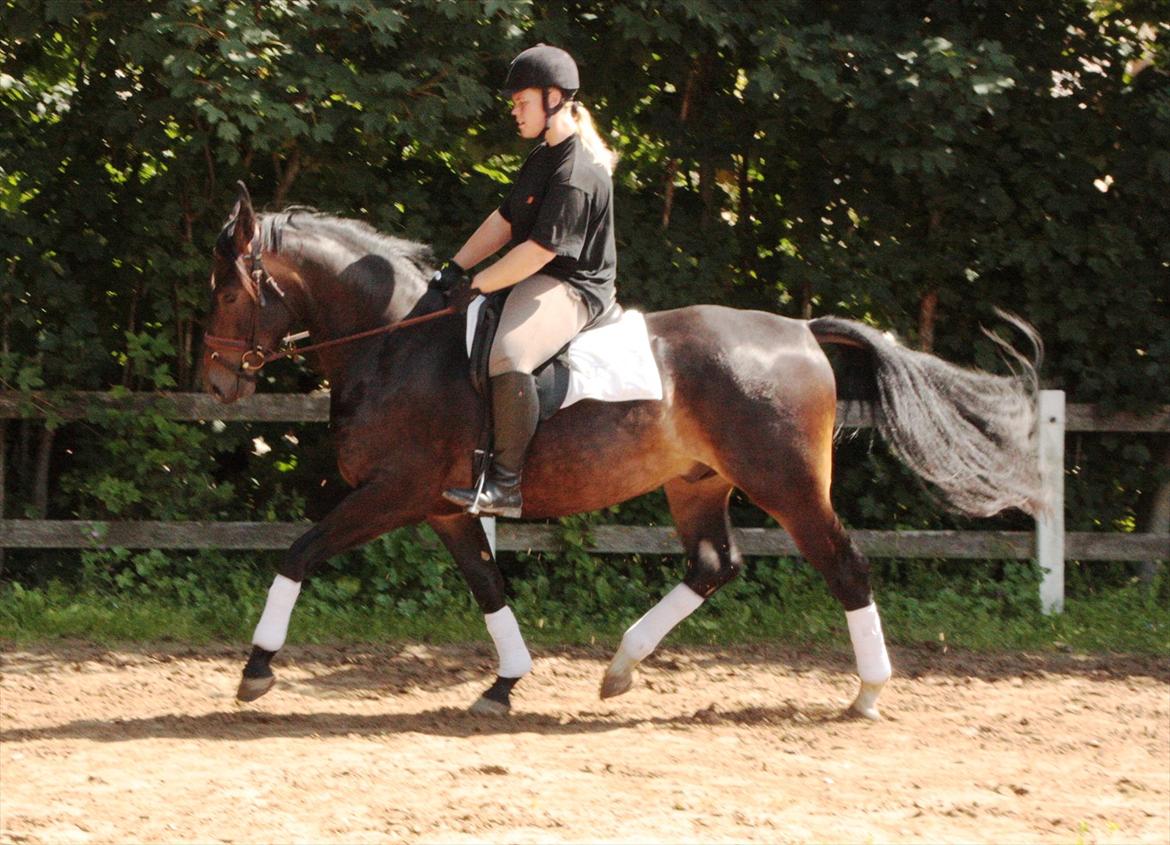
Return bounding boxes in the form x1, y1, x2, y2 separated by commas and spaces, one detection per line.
809, 312, 1045, 518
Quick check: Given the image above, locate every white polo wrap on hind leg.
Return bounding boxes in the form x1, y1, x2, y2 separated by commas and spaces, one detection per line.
621, 583, 705, 661
846, 603, 892, 684
252, 574, 302, 652
485, 606, 532, 678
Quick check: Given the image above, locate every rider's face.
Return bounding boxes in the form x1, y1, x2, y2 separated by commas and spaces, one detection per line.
511, 88, 555, 139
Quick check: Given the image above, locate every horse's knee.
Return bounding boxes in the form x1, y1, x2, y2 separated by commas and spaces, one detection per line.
683, 539, 744, 598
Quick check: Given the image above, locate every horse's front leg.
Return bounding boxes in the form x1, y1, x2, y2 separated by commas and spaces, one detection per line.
427, 512, 532, 715
238, 481, 416, 702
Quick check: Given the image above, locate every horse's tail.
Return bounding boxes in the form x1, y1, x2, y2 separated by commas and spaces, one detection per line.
808, 311, 1045, 518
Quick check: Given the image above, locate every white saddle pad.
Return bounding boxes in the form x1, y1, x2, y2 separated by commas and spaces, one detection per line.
465, 297, 664, 411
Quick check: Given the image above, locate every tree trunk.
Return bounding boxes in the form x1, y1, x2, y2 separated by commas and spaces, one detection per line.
177, 206, 196, 390
918, 288, 938, 353
919, 205, 942, 352
662, 159, 680, 230
1, 306, 7, 552
122, 282, 141, 388
800, 279, 813, 320
737, 150, 752, 227
1139, 442, 1170, 586
0, 420, 6, 575
662, 59, 700, 230
0, 421, 6, 516
33, 425, 54, 518
272, 144, 302, 209
17, 420, 31, 486
699, 158, 715, 226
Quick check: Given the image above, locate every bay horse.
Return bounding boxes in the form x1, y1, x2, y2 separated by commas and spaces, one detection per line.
201, 185, 1042, 720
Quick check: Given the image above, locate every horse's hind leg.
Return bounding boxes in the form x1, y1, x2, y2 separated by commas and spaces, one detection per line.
428, 513, 532, 715
783, 502, 890, 719
741, 480, 892, 720
601, 473, 741, 699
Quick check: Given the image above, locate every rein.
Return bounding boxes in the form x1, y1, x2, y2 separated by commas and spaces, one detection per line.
206, 306, 457, 374
204, 235, 455, 378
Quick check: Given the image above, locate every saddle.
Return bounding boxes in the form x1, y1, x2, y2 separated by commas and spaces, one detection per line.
467, 291, 625, 418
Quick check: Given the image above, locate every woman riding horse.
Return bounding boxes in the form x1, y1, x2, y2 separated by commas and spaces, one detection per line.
435, 44, 621, 520
203, 46, 1042, 718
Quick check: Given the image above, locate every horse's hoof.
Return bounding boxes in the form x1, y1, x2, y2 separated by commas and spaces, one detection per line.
236, 674, 275, 702
469, 695, 510, 716
600, 649, 639, 699
848, 680, 885, 721
469, 675, 519, 716
599, 672, 633, 699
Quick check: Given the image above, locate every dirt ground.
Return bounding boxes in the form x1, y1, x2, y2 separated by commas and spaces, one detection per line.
1, 641, 1167, 845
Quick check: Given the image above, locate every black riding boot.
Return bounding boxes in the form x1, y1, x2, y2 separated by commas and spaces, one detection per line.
444, 371, 539, 518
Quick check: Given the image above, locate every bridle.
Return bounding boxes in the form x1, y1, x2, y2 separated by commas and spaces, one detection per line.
203, 236, 456, 381
203, 235, 293, 382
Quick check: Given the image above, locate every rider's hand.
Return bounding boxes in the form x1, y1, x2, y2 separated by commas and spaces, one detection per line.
429, 260, 467, 293
444, 278, 480, 313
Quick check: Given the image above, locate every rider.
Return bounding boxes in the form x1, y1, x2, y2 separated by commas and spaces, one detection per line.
437, 44, 619, 518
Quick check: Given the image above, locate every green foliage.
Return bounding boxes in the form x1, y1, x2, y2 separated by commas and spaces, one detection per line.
59, 406, 235, 520
1, 2, 1167, 650
3, 552, 1165, 655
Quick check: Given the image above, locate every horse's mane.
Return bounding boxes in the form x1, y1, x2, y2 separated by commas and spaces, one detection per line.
257, 207, 436, 277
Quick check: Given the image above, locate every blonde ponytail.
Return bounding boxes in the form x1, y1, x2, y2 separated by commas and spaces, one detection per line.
570, 101, 618, 175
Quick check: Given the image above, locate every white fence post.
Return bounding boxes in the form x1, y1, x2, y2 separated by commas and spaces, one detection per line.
481, 516, 496, 557
1037, 390, 1066, 614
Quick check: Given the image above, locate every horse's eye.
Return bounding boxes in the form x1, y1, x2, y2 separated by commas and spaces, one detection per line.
220, 290, 239, 305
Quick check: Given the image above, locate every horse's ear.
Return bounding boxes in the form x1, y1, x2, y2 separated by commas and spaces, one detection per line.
232, 181, 256, 255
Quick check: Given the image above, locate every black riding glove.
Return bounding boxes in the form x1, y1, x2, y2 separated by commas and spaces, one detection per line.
429, 260, 467, 294
445, 277, 480, 314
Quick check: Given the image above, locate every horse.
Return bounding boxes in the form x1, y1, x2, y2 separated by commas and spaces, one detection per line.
201, 184, 1042, 720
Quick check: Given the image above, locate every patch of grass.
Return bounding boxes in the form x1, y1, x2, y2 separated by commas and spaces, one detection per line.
1, 564, 1165, 656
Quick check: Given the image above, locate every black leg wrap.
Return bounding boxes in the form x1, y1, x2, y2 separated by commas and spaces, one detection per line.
243, 645, 276, 679
481, 675, 521, 707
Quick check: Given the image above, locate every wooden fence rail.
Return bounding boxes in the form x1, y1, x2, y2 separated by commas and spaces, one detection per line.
2, 391, 1168, 614
1, 520, 1165, 562
4, 390, 1168, 430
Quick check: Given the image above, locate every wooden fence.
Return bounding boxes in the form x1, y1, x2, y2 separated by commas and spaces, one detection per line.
2, 390, 1167, 614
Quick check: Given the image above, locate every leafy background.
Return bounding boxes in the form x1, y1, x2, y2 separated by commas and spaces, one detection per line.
1, 1, 1166, 648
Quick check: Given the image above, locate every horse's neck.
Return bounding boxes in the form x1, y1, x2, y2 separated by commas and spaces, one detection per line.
270, 230, 426, 334
267, 243, 432, 387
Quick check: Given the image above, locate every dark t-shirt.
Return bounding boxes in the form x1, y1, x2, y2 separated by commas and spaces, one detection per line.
498, 133, 616, 319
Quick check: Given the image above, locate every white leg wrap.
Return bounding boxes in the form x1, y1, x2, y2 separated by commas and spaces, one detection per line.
484, 606, 532, 678
252, 574, 302, 652
846, 603, 892, 684
620, 583, 705, 662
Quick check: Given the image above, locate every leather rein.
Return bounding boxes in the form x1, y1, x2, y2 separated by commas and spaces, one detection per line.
203, 238, 454, 380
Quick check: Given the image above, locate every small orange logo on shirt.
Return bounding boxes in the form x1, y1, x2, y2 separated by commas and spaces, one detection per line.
526, 195, 535, 204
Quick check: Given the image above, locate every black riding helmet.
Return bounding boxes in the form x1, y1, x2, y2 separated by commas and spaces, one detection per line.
503, 44, 580, 97
503, 44, 579, 132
